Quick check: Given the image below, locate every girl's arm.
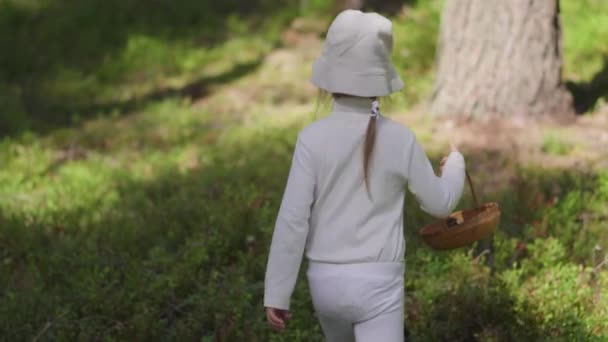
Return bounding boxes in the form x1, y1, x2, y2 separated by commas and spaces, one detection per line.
405, 137, 465, 218
264, 135, 315, 311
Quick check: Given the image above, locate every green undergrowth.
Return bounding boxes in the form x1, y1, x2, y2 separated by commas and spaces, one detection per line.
541, 132, 574, 156
562, 0, 608, 82
404, 168, 608, 341
0, 0, 300, 135
1, 96, 607, 339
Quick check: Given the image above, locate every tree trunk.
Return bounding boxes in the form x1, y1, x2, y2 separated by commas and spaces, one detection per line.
431, 0, 574, 118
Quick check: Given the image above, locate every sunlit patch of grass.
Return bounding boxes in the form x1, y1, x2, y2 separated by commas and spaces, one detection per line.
562, 0, 608, 82
541, 132, 574, 156
389, 0, 442, 110
0, 0, 297, 135
38, 34, 274, 119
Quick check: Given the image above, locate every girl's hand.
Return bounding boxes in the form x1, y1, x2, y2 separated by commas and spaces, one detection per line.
440, 142, 460, 175
265, 307, 291, 332
449, 141, 459, 152
439, 156, 448, 175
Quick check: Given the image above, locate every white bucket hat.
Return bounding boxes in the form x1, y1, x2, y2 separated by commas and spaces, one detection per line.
311, 9, 404, 97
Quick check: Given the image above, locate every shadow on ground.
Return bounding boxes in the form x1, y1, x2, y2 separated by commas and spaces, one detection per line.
0, 0, 288, 136
567, 55, 608, 114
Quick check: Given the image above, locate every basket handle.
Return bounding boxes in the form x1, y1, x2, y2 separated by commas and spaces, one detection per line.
465, 170, 479, 208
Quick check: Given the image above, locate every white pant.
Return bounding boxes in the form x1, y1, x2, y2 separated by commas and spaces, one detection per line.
306, 261, 405, 342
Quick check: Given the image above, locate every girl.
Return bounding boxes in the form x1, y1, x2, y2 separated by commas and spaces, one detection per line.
263, 9, 465, 342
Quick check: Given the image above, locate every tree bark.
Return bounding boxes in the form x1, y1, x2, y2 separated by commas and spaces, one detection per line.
431, 0, 574, 118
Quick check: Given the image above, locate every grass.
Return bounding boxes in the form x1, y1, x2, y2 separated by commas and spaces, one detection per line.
562, 0, 608, 82
541, 132, 574, 156
561, 0, 608, 113
1, 0, 608, 340
0, 0, 297, 135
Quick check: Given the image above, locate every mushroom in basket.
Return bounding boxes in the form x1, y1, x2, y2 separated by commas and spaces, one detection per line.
418, 170, 501, 250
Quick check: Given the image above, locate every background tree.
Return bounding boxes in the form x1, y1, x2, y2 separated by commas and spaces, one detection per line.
430, 0, 574, 118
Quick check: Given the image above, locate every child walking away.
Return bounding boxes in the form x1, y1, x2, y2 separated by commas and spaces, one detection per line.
263, 9, 465, 342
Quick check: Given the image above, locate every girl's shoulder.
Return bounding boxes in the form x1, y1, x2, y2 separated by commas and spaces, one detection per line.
378, 116, 415, 136
297, 115, 336, 140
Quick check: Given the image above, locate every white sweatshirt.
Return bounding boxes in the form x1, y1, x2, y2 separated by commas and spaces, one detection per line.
264, 96, 465, 310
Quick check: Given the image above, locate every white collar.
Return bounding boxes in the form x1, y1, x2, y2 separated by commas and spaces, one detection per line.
332, 96, 376, 115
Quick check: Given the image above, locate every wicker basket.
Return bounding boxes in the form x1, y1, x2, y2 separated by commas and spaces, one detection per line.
418, 171, 500, 250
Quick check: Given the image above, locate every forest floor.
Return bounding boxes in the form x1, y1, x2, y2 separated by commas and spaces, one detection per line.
196, 23, 608, 197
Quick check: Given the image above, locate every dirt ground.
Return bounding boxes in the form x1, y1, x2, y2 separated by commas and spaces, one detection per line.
393, 106, 608, 197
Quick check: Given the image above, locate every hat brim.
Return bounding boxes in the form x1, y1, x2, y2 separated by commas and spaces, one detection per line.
311, 56, 404, 97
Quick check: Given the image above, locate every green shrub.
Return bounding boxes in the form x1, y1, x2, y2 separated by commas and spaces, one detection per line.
541, 133, 573, 156
502, 238, 607, 339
